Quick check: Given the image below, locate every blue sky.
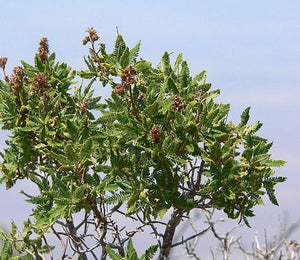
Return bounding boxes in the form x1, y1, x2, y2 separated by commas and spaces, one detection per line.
0, 0, 299, 257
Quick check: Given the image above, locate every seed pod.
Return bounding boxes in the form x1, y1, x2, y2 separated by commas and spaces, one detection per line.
150, 124, 161, 144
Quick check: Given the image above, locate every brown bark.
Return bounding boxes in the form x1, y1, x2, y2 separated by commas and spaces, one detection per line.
159, 208, 184, 260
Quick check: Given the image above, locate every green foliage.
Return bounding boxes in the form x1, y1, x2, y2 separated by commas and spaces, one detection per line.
0, 220, 52, 260
0, 29, 286, 258
106, 239, 158, 260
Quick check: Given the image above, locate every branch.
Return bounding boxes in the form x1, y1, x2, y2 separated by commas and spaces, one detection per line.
51, 226, 67, 259
171, 225, 210, 248
42, 234, 53, 260
195, 159, 205, 190
136, 213, 163, 248
65, 219, 88, 260
159, 208, 184, 260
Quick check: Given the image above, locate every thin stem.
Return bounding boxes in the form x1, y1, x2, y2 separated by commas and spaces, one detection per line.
129, 84, 140, 121
51, 226, 67, 259
171, 225, 210, 248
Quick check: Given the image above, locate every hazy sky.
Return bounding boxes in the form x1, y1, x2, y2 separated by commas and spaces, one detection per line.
0, 0, 299, 258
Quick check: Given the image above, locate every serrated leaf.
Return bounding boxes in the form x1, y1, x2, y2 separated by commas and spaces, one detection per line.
34, 54, 45, 71
65, 143, 78, 163
80, 138, 93, 160
120, 47, 130, 69
74, 184, 89, 200
135, 60, 152, 73
126, 203, 137, 216
179, 60, 190, 88
192, 71, 206, 84
48, 52, 56, 66
201, 89, 220, 103
266, 160, 286, 167
240, 107, 251, 126
245, 121, 263, 135
159, 52, 171, 75
35, 143, 47, 149
158, 207, 168, 219
126, 238, 138, 259
164, 77, 178, 94
173, 53, 183, 73
66, 120, 79, 139
19, 126, 40, 132
106, 245, 123, 260
104, 184, 119, 192
77, 70, 96, 79
129, 40, 141, 63
141, 244, 158, 260
159, 99, 173, 114
0, 241, 13, 259
112, 34, 126, 62
144, 101, 159, 116
266, 187, 279, 206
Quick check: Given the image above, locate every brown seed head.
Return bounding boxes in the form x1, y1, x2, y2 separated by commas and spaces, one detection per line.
4, 75, 9, 83
164, 130, 171, 136
32, 73, 51, 95
38, 37, 49, 63
82, 36, 90, 45
9, 66, 26, 95
114, 84, 125, 96
87, 27, 99, 42
138, 93, 146, 100
150, 124, 161, 144
121, 65, 137, 88
194, 89, 203, 99
13, 66, 25, 78
80, 98, 90, 113
87, 27, 97, 35
0, 57, 8, 69
171, 95, 185, 112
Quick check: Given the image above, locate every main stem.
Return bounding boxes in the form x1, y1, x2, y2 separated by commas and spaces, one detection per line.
159, 208, 184, 260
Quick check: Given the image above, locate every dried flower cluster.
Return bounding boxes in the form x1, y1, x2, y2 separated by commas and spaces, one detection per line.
9, 66, 26, 95
114, 65, 137, 96
31, 73, 51, 96
171, 95, 185, 112
80, 98, 90, 113
0, 57, 8, 70
114, 84, 125, 95
150, 124, 161, 144
38, 37, 49, 63
138, 92, 146, 100
121, 65, 137, 87
194, 89, 203, 99
82, 27, 99, 45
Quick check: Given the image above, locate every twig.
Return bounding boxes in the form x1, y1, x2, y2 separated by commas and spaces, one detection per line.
171, 225, 210, 248
51, 225, 67, 259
